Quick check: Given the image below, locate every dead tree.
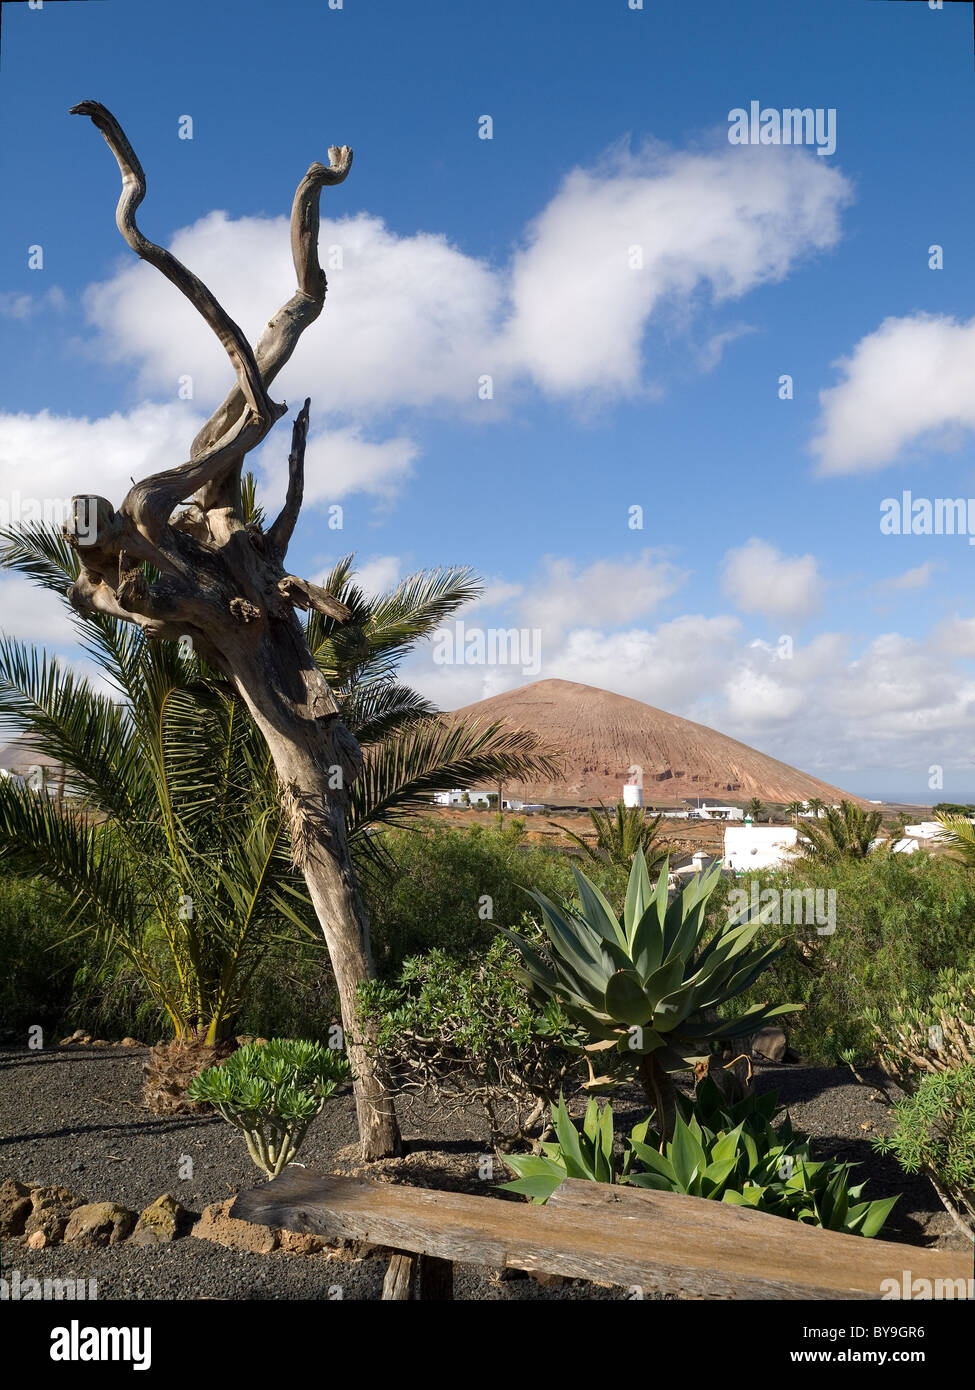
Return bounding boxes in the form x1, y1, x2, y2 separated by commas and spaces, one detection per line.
66, 101, 401, 1159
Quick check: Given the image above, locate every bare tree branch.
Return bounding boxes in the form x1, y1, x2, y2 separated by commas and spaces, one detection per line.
267, 399, 310, 558
190, 148, 353, 467
70, 100, 281, 435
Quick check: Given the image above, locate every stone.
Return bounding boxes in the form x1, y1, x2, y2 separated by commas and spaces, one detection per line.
26, 1230, 47, 1249
0, 1179, 34, 1238
131, 1194, 191, 1246
751, 1026, 788, 1063
190, 1199, 336, 1257
24, 1186, 84, 1244
120, 1037, 141, 1047
277, 1229, 330, 1256
91, 1039, 111, 1047
63, 1201, 135, 1247
190, 1198, 280, 1255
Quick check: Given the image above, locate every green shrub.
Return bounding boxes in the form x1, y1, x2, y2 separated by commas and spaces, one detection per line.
364, 820, 627, 973
187, 1038, 350, 1178
868, 965, 975, 1093
0, 875, 82, 1040
873, 1064, 975, 1234
359, 934, 584, 1144
725, 853, 975, 1063
502, 1076, 897, 1237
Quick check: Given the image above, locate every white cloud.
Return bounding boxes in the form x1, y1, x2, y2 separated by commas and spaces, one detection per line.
879, 561, 941, 593
348, 554, 402, 598
259, 423, 417, 508
521, 551, 686, 643
501, 143, 850, 397
812, 313, 975, 474
0, 576, 77, 646
83, 211, 502, 415
0, 287, 66, 320
0, 403, 205, 522
80, 142, 851, 419
722, 538, 821, 620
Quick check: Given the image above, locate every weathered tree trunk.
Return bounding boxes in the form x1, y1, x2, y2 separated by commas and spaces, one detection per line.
64, 101, 403, 1160
230, 633, 401, 1159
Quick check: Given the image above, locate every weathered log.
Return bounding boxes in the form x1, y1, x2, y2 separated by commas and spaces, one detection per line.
232, 1169, 973, 1300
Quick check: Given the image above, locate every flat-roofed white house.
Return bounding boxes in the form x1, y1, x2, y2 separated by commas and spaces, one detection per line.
432, 788, 492, 808
724, 824, 799, 873
692, 804, 744, 821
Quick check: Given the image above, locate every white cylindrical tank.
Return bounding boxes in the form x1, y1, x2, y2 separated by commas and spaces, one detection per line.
623, 783, 644, 808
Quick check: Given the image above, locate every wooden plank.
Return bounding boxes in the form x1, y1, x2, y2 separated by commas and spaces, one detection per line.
231, 1169, 972, 1301
381, 1252, 415, 1300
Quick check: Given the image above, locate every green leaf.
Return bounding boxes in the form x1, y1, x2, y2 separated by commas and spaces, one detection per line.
604, 969, 654, 1026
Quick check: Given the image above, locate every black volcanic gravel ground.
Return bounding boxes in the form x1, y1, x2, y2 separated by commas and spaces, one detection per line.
0, 1043, 968, 1301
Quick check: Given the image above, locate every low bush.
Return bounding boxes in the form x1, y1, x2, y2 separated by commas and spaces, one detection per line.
0, 875, 82, 1041
364, 819, 627, 974
358, 934, 584, 1144
874, 1064, 975, 1236
725, 852, 975, 1063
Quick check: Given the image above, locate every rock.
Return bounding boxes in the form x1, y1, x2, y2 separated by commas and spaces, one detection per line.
24, 1186, 84, 1245
751, 1026, 788, 1063
91, 1039, 111, 1047
64, 1201, 135, 1247
0, 1179, 34, 1238
131, 1194, 191, 1246
191, 1199, 280, 1255
26, 1230, 47, 1249
120, 1037, 141, 1047
190, 1199, 335, 1256
277, 1229, 329, 1256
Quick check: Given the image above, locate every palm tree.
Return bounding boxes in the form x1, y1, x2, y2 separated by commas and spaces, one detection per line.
796, 800, 884, 863
806, 797, 825, 820
746, 797, 764, 822
933, 811, 975, 866
549, 800, 667, 871
786, 800, 805, 826
0, 521, 558, 1105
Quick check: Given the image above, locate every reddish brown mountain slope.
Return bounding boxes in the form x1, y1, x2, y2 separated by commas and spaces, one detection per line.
448, 678, 859, 807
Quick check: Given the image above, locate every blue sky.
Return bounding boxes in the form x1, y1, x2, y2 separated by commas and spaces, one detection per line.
3, 0, 975, 801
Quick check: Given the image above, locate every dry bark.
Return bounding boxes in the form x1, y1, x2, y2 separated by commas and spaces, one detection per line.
67, 101, 401, 1159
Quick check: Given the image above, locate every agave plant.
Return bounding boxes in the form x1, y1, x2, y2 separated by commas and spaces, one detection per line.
506, 849, 800, 1135
501, 1078, 897, 1237
187, 1038, 350, 1178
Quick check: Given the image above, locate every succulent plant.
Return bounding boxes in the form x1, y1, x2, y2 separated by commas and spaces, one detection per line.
502, 1077, 897, 1238
505, 849, 800, 1129
187, 1038, 350, 1178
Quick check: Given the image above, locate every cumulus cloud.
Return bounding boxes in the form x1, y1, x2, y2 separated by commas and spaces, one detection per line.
80, 142, 851, 418
0, 403, 205, 524
721, 538, 821, 620
501, 143, 850, 397
812, 313, 975, 474
520, 551, 686, 643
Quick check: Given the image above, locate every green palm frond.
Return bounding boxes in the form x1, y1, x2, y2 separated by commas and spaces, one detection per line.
348, 716, 561, 839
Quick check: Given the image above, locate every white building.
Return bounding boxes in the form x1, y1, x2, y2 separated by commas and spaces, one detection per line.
724, 824, 799, 873
692, 803, 744, 821
432, 788, 491, 808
